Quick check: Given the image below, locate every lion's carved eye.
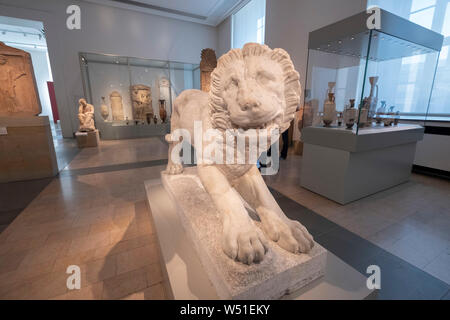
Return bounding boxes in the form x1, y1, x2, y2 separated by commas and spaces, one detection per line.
225, 77, 239, 90
256, 71, 275, 86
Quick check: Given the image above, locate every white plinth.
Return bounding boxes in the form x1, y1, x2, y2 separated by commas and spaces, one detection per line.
145, 177, 375, 300
301, 124, 424, 204
160, 168, 327, 300
75, 129, 99, 148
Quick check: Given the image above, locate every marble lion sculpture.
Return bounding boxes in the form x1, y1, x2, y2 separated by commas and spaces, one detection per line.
165, 43, 314, 264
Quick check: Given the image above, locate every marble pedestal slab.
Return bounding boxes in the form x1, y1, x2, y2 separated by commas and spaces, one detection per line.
159, 167, 327, 300
75, 129, 99, 148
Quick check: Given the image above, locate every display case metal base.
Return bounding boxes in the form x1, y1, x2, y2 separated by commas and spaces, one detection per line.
145, 176, 375, 300
300, 124, 424, 204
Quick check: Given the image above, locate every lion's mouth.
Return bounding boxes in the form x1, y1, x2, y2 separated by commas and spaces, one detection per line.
231, 113, 283, 133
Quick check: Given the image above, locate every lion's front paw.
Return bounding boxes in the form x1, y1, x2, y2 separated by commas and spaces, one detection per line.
259, 208, 314, 254
222, 219, 268, 265
166, 163, 183, 175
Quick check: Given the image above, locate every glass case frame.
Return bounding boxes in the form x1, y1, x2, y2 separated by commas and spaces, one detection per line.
302, 9, 444, 135
79, 52, 200, 139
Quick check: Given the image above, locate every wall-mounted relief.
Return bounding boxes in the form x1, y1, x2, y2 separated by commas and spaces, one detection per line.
130, 84, 153, 122
0, 42, 41, 116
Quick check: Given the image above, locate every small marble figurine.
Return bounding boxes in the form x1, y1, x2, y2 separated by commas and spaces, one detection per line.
78, 98, 95, 132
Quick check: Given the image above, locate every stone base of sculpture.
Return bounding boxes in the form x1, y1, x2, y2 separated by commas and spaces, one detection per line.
161, 167, 327, 300
0, 116, 58, 183
75, 129, 99, 148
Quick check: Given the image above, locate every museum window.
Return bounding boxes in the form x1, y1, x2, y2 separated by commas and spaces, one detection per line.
368, 0, 450, 119
231, 0, 266, 49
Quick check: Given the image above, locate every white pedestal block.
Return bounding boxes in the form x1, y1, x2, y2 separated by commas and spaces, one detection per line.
0, 116, 58, 183
76, 129, 99, 148
145, 177, 375, 300
160, 168, 327, 300
301, 124, 424, 204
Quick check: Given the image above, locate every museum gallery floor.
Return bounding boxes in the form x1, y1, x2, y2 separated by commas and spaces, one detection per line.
0, 136, 449, 299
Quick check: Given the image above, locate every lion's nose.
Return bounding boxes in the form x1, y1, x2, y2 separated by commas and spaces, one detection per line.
239, 98, 261, 111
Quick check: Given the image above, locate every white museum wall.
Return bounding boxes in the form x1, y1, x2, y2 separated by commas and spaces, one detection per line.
264, 0, 367, 92
414, 132, 450, 172
17, 46, 53, 121
216, 16, 231, 58
0, 0, 217, 137
193, 68, 201, 91
216, 0, 368, 102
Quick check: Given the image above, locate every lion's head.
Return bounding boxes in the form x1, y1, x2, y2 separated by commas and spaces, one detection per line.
209, 43, 301, 135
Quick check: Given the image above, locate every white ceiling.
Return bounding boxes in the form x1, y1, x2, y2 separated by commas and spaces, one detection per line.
83, 0, 249, 26
0, 17, 47, 49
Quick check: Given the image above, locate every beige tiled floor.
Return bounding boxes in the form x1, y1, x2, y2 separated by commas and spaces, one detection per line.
0, 137, 449, 300
0, 137, 168, 300
264, 153, 450, 285
65, 137, 167, 170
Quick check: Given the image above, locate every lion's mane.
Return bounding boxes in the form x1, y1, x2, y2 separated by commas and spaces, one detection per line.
209, 43, 301, 133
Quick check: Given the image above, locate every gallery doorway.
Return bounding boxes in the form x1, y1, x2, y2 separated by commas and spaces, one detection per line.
0, 15, 79, 171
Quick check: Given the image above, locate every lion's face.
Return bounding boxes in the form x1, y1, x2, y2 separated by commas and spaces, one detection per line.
221, 55, 285, 130
209, 43, 301, 137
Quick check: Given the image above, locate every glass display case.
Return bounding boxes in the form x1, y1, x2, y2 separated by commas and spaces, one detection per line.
302, 9, 443, 135
79, 52, 200, 139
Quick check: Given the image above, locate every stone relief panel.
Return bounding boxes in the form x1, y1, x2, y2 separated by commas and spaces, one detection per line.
0, 42, 41, 117
130, 84, 153, 122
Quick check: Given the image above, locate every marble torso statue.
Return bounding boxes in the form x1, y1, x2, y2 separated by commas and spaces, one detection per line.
165, 43, 313, 265
0, 42, 41, 116
78, 98, 95, 132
